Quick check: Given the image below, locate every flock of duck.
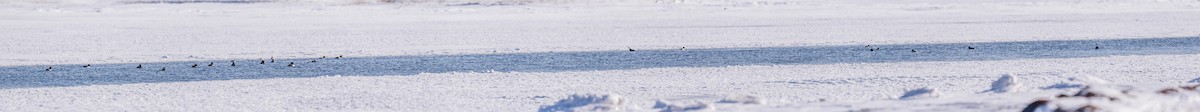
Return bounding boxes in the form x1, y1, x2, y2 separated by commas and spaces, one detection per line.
43, 55, 345, 72
42, 45, 1103, 72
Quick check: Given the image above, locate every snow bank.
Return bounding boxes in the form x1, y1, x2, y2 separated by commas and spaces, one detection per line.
538, 94, 628, 112
0, 0, 623, 5
1040, 76, 1107, 90
0, 0, 112, 5
1189, 76, 1200, 83
716, 95, 763, 104
9, 0, 1197, 6
1070, 76, 1110, 85
899, 87, 940, 100
986, 74, 1022, 93
653, 100, 712, 112
1022, 84, 1200, 112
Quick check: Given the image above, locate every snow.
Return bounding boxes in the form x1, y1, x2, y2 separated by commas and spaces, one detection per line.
2, 54, 1199, 111
3, 0, 1200, 66
1025, 84, 1200, 112
653, 100, 713, 112
538, 94, 630, 112
717, 95, 763, 104
986, 74, 1021, 93
899, 87, 940, 100
2, 0, 1200, 111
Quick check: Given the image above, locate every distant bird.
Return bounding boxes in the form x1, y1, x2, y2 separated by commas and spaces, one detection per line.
260, 60, 266, 64
1094, 46, 1100, 49
680, 47, 687, 51
270, 57, 275, 63
83, 64, 91, 68
191, 64, 198, 68
310, 60, 317, 63
207, 62, 214, 66
45, 66, 53, 71
911, 49, 917, 52
230, 60, 237, 66
867, 46, 881, 51
320, 56, 327, 59
160, 67, 166, 71
335, 55, 342, 59
628, 48, 636, 52
968, 46, 976, 50
136, 64, 143, 69
287, 62, 295, 67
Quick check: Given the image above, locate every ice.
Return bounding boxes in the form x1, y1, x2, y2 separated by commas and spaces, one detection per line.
2, 0, 1200, 111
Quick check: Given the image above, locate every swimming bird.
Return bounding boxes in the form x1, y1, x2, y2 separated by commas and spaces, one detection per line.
83, 64, 91, 68
628, 48, 636, 52
136, 64, 143, 69
335, 55, 342, 59
320, 56, 327, 59
270, 57, 275, 63
1094, 46, 1100, 49
911, 49, 917, 52
208, 62, 214, 66
287, 62, 295, 67
160, 67, 166, 71
231, 60, 236, 66
45, 66, 52, 71
680, 47, 686, 51
191, 64, 198, 68
260, 60, 266, 64
968, 46, 976, 50
310, 60, 317, 63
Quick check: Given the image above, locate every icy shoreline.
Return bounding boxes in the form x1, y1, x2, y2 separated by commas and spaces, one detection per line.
3, 0, 1200, 111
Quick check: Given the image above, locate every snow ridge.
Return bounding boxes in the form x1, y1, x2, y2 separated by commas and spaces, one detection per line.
538, 94, 629, 112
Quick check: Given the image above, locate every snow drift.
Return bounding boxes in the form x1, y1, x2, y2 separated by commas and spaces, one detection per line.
538, 94, 629, 112
7, 0, 1198, 6
716, 95, 763, 104
0, 0, 625, 5
986, 74, 1022, 93
1022, 84, 1200, 112
899, 87, 940, 100
653, 100, 713, 112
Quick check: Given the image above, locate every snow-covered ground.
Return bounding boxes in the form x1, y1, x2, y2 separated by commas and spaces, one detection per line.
4, 53, 1200, 111
2, 0, 1200, 111
4, 0, 1200, 66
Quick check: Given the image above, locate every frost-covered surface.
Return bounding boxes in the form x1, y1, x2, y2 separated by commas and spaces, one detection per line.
3, 37, 1198, 89
539, 94, 629, 112
3, 0, 1200, 66
3, 54, 1200, 111
986, 74, 1021, 93
3, 0, 1200, 111
1024, 84, 1200, 112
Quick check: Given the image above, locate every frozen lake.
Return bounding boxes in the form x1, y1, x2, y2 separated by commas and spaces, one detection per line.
5, 36, 1199, 89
